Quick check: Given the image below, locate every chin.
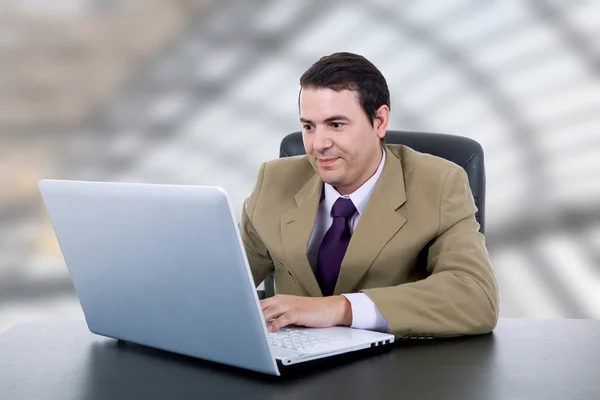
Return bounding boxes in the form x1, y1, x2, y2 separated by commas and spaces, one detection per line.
319, 172, 344, 186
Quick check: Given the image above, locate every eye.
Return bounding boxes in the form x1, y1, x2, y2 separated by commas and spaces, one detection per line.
303, 124, 313, 131
330, 122, 344, 129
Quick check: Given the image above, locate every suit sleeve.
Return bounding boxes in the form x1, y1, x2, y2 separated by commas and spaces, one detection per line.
240, 162, 275, 287
361, 166, 499, 338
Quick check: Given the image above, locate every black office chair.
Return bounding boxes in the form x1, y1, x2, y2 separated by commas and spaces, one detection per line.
261, 130, 486, 299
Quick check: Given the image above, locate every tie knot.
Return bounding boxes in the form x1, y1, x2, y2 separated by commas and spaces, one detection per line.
331, 197, 357, 219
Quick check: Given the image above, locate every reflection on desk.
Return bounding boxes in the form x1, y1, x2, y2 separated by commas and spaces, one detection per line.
0, 318, 599, 400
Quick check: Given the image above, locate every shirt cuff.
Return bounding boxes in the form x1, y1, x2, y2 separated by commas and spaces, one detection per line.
341, 293, 390, 332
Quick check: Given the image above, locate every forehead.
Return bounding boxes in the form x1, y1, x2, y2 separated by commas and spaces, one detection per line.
299, 87, 362, 119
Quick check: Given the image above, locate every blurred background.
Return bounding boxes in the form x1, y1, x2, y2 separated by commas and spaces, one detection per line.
1, 0, 599, 333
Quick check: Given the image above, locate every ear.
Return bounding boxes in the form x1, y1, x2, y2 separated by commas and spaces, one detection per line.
374, 105, 390, 139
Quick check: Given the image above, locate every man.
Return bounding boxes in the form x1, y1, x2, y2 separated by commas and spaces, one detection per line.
240, 52, 498, 339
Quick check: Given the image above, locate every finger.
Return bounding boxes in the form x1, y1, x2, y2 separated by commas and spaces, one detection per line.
268, 313, 296, 332
262, 305, 287, 322
260, 294, 284, 310
260, 297, 274, 310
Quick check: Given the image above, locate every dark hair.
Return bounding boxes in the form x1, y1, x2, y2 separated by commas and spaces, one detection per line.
299, 52, 390, 144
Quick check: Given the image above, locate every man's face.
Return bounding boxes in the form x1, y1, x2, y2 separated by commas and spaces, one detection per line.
299, 87, 387, 195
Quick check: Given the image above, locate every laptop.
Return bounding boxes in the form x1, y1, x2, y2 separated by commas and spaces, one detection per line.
38, 179, 395, 376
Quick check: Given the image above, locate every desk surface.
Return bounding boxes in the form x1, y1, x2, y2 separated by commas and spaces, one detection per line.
1, 318, 599, 400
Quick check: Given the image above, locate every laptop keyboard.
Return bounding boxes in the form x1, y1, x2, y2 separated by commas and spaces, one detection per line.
268, 328, 341, 350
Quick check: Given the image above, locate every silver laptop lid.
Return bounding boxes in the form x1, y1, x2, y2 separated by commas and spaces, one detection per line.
38, 179, 279, 376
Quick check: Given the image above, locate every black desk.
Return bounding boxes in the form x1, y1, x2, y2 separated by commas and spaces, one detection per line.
1, 318, 599, 400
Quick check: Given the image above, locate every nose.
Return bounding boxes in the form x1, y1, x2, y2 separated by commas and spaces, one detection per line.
313, 126, 333, 153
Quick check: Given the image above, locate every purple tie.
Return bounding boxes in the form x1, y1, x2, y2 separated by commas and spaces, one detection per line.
316, 197, 357, 296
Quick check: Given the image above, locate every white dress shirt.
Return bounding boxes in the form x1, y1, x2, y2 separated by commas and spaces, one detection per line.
307, 149, 389, 332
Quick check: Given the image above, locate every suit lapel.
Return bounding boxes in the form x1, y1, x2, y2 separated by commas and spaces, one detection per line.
334, 147, 408, 295
280, 173, 324, 297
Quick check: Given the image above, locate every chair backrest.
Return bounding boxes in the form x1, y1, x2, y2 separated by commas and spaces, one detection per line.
279, 130, 486, 233
260, 130, 486, 298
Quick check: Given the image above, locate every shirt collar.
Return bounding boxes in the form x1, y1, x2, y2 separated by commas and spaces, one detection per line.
323, 147, 386, 216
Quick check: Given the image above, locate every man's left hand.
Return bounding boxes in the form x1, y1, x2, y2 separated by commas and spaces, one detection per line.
260, 294, 352, 332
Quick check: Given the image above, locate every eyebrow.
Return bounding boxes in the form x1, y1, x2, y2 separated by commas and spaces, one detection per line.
300, 115, 351, 124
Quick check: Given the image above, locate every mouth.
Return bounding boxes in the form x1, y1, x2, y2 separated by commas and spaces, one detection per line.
318, 157, 339, 166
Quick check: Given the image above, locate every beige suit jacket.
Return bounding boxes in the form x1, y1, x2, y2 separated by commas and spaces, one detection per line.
240, 144, 499, 339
